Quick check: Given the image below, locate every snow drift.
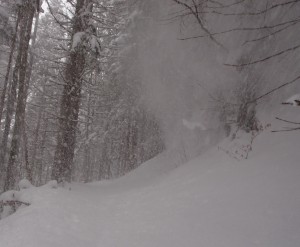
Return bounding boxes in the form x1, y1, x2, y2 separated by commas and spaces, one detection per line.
0, 108, 300, 247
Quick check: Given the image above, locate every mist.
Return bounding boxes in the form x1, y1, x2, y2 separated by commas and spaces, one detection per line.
125, 0, 300, 162
131, 0, 238, 159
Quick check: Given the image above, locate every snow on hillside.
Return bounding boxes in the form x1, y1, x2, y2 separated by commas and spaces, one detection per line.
0, 111, 300, 247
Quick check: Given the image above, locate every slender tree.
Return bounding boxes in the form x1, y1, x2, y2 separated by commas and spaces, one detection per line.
4, 0, 37, 191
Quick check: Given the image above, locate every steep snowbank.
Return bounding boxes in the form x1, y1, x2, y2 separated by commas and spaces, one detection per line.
0, 112, 300, 247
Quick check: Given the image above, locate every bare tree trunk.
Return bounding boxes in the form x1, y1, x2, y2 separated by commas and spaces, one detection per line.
31, 100, 43, 182
0, 9, 21, 126
84, 90, 91, 183
4, 1, 35, 191
25, 10, 40, 93
0, 10, 26, 184
52, 0, 93, 183
17, 10, 41, 185
0, 62, 20, 167
37, 118, 48, 186
22, 123, 32, 182
22, 11, 41, 184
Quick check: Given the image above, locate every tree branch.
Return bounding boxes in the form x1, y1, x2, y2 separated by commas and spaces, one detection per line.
249, 75, 300, 104
275, 117, 300, 125
225, 43, 300, 67
0, 200, 30, 207
178, 17, 300, 40
172, 0, 225, 48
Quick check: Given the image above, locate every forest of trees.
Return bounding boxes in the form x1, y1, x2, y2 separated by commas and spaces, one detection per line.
0, 0, 299, 192
0, 0, 164, 192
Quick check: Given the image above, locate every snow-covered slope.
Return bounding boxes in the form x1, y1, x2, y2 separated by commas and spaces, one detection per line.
0, 114, 300, 247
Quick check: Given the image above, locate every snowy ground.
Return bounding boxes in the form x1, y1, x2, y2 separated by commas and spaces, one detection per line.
0, 113, 300, 247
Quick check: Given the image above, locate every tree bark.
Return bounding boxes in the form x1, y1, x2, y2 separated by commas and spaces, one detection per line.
37, 117, 48, 186
0, 10, 26, 183
31, 98, 44, 183
22, 123, 32, 182
4, 1, 35, 191
84, 90, 91, 183
52, 0, 93, 183
0, 9, 21, 127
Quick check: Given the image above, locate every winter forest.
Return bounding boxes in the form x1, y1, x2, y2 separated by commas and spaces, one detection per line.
0, 0, 300, 246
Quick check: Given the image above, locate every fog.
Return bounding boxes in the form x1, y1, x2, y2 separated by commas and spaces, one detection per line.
125, 0, 300, 161
131, 0, 240, 158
